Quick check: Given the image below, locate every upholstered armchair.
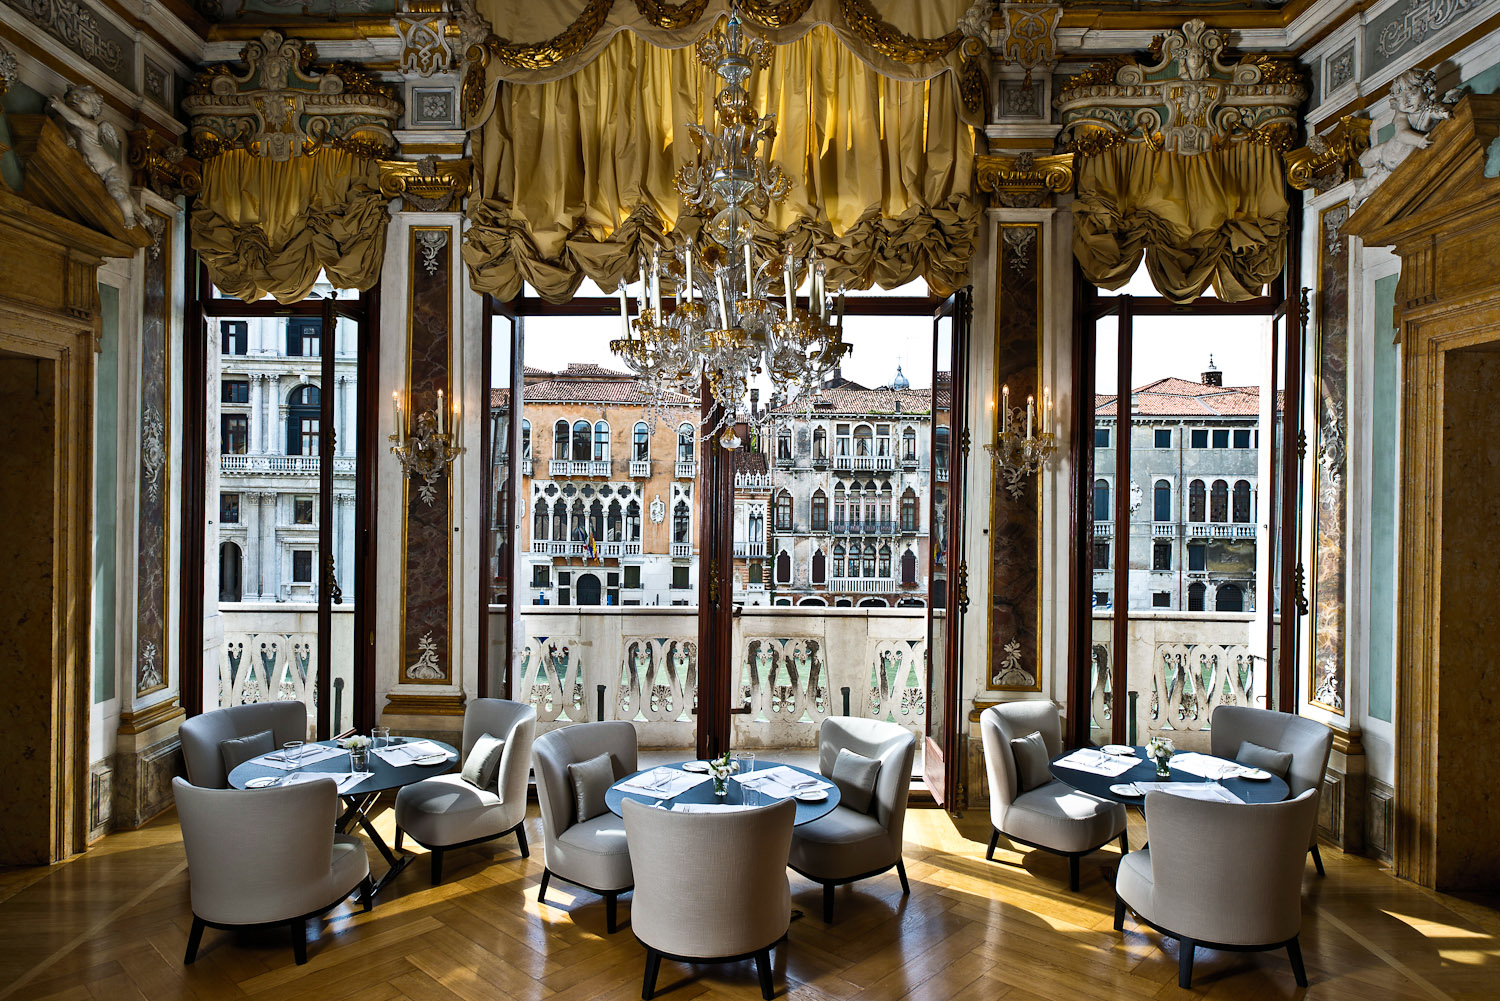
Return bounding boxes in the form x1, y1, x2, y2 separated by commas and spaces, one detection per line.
1114, 788, 1319, 988
1210, 705, 1335, 874
179, 701, 307, 788
394, 698, 537, 884
624, 798, 796, 1000
979, 702, 1127, 891
173, 776, 371, 965
531, 721, 637, 932
787, 717, 915, 923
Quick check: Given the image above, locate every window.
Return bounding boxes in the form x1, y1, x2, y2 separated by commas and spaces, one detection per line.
551, 500, 566, 540
558, 570, 571, 605
673, 501, 690, 544
833, 545, 845, 577
901, 548, 917, 585
1189, 479, 1206, 522
606, 502, 622, 541
671, 566, 690, 589
1210, 480, 1229, 522
553, 420, 569, 459
593, 421, 610, 462
1233, 480, 1252, 523
220, 493, 240, 524
902, 426, 916, 460
876, 425, 890, 457
1190, 429, 1208, 448
1188, 582, 1206, 611
813, 427, 827, 459
900, 489, 918, 532
811, 490, 828, 532
811, 550, 826, 584
1216, 584, 1244, 612
1212, 429, 1230, 448
748, 511, 763, 542
1093, 541, 1109, 569
1152, 591, 1171, 608
626, 501, 641, 541
292, 549, 313, 583
1153, 541, 1171, 571
219, 542, 242, 602
521, 419, 531, 458
286, 318, 320, 357
854, 425, 872, 456
835, 424, 851, 457
1187, 544, 1205, 571
934, 427, 949, 477
862, 544, 876, 578
633, 421, 649, 460
749, 562, 763, 585
833, 484, 846, 529
777, 429, 792, 460
878, 544, 891, 578
1154, 428, 1171, 448
532, 564, 551, 588
1093, 591, 1111, 609
624, 565, 641, 588
677, 423, 695, 462
1093, 478, 1110, 519
572, 420, 592, 461
294, 496, 315, 525
287, 384, 320, 456
533, 504, 548, 540
221, 320, 247, 355
776, 551, 791, 583
1094, 427, 1110, 448
1153, 479, 1171, 522
1233, 428, 1252, 449
774, 491, 793, 532
221, 378, 249, 404
222, 415, 249, 455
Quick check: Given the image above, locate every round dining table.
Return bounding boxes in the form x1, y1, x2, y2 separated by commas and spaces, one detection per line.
228, 737, 458, 897
605, 761, 840, 825
1049, 746, 1289, 807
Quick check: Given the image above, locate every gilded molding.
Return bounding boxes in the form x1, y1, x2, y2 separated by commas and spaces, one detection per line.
635, 0, 713, 30
378, 156, 471, 211
477, 0, 613, 70
1285, 115, 1372, 191
183, 30, 402, 161
998, 3, 1061, 82
839, 0, 962, 65
975, 151, 1074, 207
127, 130, 203, 199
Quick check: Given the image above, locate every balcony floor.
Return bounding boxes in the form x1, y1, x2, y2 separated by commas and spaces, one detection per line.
2, 798, 1495, 1000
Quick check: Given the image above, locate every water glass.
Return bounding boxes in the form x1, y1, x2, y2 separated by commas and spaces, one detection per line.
733, 751, 755, 776
371, 726, 390, 750
282, 740, 304, 769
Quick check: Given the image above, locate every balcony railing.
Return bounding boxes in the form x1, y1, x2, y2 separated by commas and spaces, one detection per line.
900, 454, 918, 468
829, 577, 897, 593
734, 541, 766, 558
520, 458, 534, 477
549, 459, 610, 478
1184, 523, 1257, 539
220, 454, 355, 476
1153, 522, 1179, 539
833, 455, 876, 472
532, 539, 643, 558
735, 472, 774, 491
675, 460, 697, 479
629, 459, 651, 478
1093, 520, 1114, 539
670, 542, 693, 557
213, 605, 356, 737
828, 520, 902, 536
874, 456, 896, 471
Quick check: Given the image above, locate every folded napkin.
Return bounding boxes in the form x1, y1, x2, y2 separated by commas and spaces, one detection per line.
671, 803, 756, 814
280, 771, 374, 794
1134, 781, 1243, 803
1056, 748, 1137, 777
739, 766, 832, 800
1167, 752, 1257, 781
258, 743, 345, 770
616, 768, 712, 798
373, 740, 450, 767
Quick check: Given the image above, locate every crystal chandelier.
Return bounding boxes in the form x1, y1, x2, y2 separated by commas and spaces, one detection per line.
611, 9, 850, 448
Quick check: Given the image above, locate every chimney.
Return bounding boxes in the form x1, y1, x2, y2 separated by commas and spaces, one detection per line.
1202, 354, 1222, 387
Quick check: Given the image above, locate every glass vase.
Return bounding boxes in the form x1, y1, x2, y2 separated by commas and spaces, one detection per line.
1154, 756, 1170, 778
712, 775, 727, 797
350, 748, 369, 772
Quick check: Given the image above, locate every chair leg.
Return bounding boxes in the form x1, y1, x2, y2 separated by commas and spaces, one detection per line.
986, 828, 1000, 861
641, 946, 662, 1000
896, 857, 910, 895
292, 920, 309, 966
1311, 843, 1326, 877
430, 849, 444, 886
1068, 855, 1080, 892
822, 883, 835, 924
395, 826, 404, 852
516, 823, 530, 859
1113, 895, 1125, 931
606, 892, 619, 934
1287, 936, 1308, 987
1177, 938, 1195, 989
755, 947, 775, 1000
538, 868, 551, 905
183, 916, 206, 965
360, 875, 374, 912
1120, 830, 1129, 854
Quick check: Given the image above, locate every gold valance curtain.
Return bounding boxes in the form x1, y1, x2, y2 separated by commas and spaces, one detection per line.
190, 149, 391, 304
465, 19, 979, 302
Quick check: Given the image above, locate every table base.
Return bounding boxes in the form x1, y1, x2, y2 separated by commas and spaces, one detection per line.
338, 791, 411, 898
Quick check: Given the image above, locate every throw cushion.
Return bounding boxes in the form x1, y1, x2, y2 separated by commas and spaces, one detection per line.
1010, 731, 1051, 792
568, 751, 616, 824
460, 733, 506, 791
220, 729, 274, 775
1237, 740, 1293, 778
830, 748, 882, 814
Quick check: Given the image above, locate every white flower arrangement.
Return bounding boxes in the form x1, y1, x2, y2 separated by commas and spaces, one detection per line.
338, 735, 371, 750
706, 752, 735, 794
1146, 735, 1175, 772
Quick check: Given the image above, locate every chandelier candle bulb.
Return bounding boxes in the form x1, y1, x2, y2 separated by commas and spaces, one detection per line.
1002, 385, 1010, 434
716, 272, 729, 326
814, 262, 827, 320
436, 389, 445, 434
392, 392, 403, 445
744, 242, 754, 299
618, 285, 631, 338
1043, 388, 1051, 434
685, 240, 694, 303
1026, 395, 1033, 439
651, 248, 662, 316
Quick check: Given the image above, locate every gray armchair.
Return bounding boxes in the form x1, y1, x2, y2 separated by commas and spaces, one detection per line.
1210, 706, 1334, 874
394, 698, 537, 884
174, 776, 371, 965
531, 721, 637, 932
787, 717, 915, 923
979, 702, 1126, 890
624, 798, 796, 1000
179, 701, 307, 788
1114, 788, 1319, 988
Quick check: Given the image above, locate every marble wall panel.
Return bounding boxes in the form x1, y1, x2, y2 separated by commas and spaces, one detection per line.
135, 210, 171, 698
988, 224, 1042, 693
402, 227, 453, 685
1311, 203, 1349, 714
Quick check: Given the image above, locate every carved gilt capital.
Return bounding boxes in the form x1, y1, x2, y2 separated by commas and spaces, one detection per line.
127, 130, 202, 199
976, 152, 1074, 207
377, 156, 471, 211
1285, 116, 1371, 191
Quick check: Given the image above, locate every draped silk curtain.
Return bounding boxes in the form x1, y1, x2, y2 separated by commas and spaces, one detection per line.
465, 10, 980, 302
1071, 143, 1291, 305
191, 149, 391, 304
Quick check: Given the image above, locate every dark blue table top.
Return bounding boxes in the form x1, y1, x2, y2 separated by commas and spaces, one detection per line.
606, 761, 840, 825
227, 738, 459, 797
1049, 745, 1289, 806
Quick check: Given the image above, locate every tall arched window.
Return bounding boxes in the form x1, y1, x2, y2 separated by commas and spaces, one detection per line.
854, 424, 873, 456
749, 562, 763, 584
677, 423, 695, 462
776, 550, 791, 583
1189, 479, 1206, 522
878, 544, 891, 578
833, 544, 846, 577
833, 483, 846, 528
552, 500, 567, 539
875, 425, 891, 457
879, 483, 893, 529
749, 510, 763, 541
935, 426, 950, 477
533, 503, 548, 540
902, 426, 917, 460
901, 548, 917, 585
588, 500, 604, 539
811, 549, 826, 584
1188, 582, 1207, 611
633, 421, 650, 460
570, 499, 586, 539
1216, 583, 1244, 612
673, 500, 690, 543
1093, 478, 1110, 518
1233, 480, 1252, 523
553, 420, 569, 459
571, 420, 592, 461
774, 490, 793, 531
606, 501, 622, 541
862, 543, 876, 577
626, 500, 641, 541
777, 428, 792, 460
593, 421, 610, 461
811, 490, 828, 532
521, 419, 532, 458
813, 427, 827, 459
1210, 479, 1229, 522
219, 542, 242, 602
1153, 479, 1171, 522
287, 384, 320, 455
900, 488, 919, 532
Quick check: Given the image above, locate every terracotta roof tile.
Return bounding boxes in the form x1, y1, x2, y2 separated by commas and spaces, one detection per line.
773, 386, 939, 417
1095, 378, 1282, 418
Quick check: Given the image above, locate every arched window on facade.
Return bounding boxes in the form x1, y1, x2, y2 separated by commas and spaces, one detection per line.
862, 543, 876, 577
1188, 582, 1206, 611
571, 420, 592, 461
774, 490, 793, 531
553, 420, 569, 459
1093, 478, 1109, 518
813, 427, 827, 459
777, 428, 792, 460
901, 548, 917, 585
902, 426, 917, 461
287, 384, 320, 455
935, 426, 950, 477
749, 510, 763, 542
1210, 479, 1229, 522
593, 421, 610, 462
607, 501, 622, 541
521, 419, 532, 459
570, 499, 586, 539
900, 488, 919, 532
811, 490, 828, 532
626, 500, 641, 541
588, 500, 604, 539
552, 500, 567, 540
854, 424, 873, 456
677, 423, 695, 462
835, 424, 851, 457
673, 500, 690, 544
1153, 479, 1171, 522
749, 562, 763, 584
833, 483, 846, 528
1189, 479, 1205, 522
776, 550, 791, 583
812, 549, 826, 584
833, 544, 846, 577
1216, 583, 1244, 611
219, 542, 242, 602
875, 424, 891, 457
534, 503, 548, 540
878, 544, 891, 578
1233, 480, 1252, 523
633, 421, 650, 460
879, 483, 893, 529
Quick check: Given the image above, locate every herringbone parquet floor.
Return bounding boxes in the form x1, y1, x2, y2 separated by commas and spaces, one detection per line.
1, 802, 1496, 1001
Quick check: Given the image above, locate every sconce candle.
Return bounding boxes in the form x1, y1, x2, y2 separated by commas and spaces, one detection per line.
988, 383, 1058, 496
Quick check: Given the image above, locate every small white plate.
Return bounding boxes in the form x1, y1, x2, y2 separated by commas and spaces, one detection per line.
681, 760, 710, 773
246, 776, 280, 789
1101, 745, 1136, 757
1238, 768, 1272, 781
1109, 782, 1142, 797
793, 788, 828, 802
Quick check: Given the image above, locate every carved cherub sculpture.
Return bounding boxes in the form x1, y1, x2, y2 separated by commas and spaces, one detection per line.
1352, 69, 1460, 207
47, 84, 143, 231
